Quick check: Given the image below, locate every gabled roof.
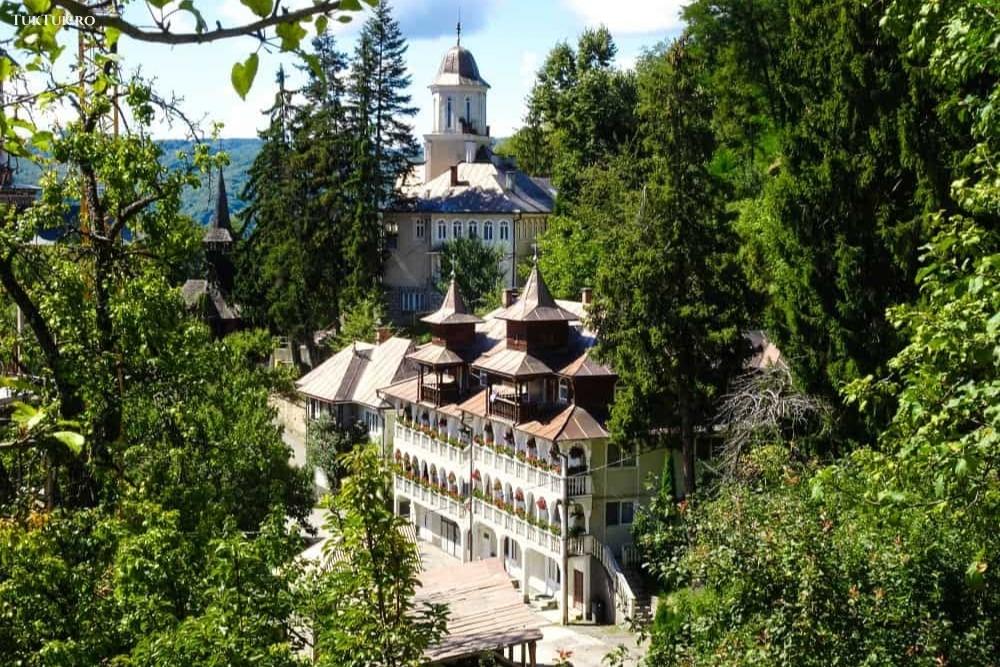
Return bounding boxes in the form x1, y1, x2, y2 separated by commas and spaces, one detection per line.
517, 404, 610, 442
421, 278, 482, 325
203, 168, 233, 244
472, 348, 552, 377
297, 336, 415, 409
495, 264, 577, 322
558, 349, 615, 377
393, 162, 555, 214
180, 278, 240, 320
406, 344, 465, 366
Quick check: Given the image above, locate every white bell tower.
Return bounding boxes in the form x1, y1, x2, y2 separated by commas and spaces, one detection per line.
423, 23, 492, 182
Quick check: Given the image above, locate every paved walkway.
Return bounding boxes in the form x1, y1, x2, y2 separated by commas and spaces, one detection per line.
416, 541, 646, 667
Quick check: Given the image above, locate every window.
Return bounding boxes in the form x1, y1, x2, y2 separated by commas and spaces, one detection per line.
401, 291, 425, 313
499, 220, 510, 241
468, 220, 478, 239
605, 501, 635, 527
465, 97, 472, 128
558, 378, 571, 402
446, 97, 453, 129
453, 220, 463, 239
437, 220, 447, 241
608, 443, 636, 467
415, 220, 425, 239
484, 220, 494, 241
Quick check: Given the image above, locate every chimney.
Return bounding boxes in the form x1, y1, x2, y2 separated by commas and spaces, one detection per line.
580, 288, 593, 305
375, 326, 392, 344
502, 288, 519, 308
449, 165, 459, 187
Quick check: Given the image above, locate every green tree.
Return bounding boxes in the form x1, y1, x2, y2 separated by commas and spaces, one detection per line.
591, 40, 751, 494
344, 0, 418, 306
237, 36, 354, 367
305, 415, 370, 487
437, 237, 503, 313
306, 445, 448, 666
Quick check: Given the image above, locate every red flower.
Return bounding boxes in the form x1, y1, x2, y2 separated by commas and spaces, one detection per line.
472, 469, 481, 480
536, 498, 547, 511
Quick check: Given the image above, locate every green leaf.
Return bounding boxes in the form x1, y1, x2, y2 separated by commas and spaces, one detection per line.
231, 53, 259, 100
52, 431, 85, 454
275, 20, 307, 51
240, 0, 273, 19
11, 402, 44, 431
340, 0, 363, 10
23, 0, 51, 12
315, 15, 328, 34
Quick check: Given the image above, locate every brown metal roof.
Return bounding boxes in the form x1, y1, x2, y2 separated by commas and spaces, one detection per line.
297, 337, 415, 409
558, 350, 616, 378
518, 404, 610, 442
418, 558, 545, 663
457, 389, 488, 417
406, 343, 466, 366
472, 348, 553, 377
421, 278, 482, 325
495, 265, 577, 322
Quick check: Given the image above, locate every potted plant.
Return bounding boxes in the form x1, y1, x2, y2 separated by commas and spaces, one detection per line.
536, 498, 547, 512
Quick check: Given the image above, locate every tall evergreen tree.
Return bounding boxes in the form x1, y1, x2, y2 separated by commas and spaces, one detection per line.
236, 36, 354, 366
344, 0, 418, 306
591, 40, 751, 494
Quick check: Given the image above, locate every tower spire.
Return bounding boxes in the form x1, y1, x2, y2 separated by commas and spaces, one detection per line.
456, 4, 461, 46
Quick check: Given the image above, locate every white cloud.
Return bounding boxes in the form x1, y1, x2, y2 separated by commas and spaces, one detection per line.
563, 0, 685, 34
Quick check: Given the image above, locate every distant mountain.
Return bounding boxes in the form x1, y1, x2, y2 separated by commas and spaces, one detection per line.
11, 138, 262, 226
12, 135, 516, 226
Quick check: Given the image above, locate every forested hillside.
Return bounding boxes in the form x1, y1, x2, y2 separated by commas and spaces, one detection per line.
14, 138, 261, 224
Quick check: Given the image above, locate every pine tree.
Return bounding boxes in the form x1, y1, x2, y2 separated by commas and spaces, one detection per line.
343, 0, 418, 306
591, 40, 751, 494
236, 36, 355, 366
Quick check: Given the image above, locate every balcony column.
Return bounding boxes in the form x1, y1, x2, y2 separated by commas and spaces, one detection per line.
521, 543, 531, 603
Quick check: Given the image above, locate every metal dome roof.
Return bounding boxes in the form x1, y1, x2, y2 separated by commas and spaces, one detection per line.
433, 45, 490, 88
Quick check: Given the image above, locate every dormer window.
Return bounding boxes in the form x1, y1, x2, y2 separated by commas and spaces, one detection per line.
558, 378, 571, 403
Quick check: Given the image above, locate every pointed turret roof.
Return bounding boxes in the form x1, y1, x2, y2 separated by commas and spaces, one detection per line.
495, 264, 577, 322
203, 168, 233, 244
421, 276, 483, 325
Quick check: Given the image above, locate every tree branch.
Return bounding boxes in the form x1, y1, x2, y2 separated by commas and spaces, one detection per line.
50, 0, 349, 45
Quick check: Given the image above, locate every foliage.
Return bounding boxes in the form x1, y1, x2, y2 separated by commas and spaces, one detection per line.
305, 445, 448, 666
236, 34, 355, 367
0, 82, 312, 663
499, 27, 637, 198
329, 292, 390, 351
591, 40, 752, 493
305, 415, 370, 488
437, 237, 504, 312
343, 0, 419, 306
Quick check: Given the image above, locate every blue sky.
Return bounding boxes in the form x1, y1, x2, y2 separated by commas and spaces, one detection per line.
110, 0, 686, 139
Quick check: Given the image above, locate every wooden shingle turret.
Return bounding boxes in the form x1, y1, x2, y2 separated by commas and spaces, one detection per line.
495, 262, 575, 352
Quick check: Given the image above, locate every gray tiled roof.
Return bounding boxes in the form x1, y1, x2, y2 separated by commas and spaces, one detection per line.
393, 163, 555, 214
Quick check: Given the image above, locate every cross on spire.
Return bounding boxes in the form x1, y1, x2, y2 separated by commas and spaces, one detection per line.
456, 3, 462, 45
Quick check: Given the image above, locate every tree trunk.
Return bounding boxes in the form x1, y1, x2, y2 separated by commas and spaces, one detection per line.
679, 391, 696, 497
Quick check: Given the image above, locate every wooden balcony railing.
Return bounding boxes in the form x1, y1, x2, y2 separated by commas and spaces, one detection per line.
488, 394, 536, 423
420, 381, 458, 406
